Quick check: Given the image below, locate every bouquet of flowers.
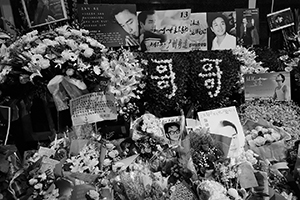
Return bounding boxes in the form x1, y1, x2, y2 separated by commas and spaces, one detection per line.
0, 25, 106, 86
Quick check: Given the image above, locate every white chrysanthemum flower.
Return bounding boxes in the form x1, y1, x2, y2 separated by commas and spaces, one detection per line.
29, 178, 38, 185
34, 183, 43, 190
83, 48, 94, 58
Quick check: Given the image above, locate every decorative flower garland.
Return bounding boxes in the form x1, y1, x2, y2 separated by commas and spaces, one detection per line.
150, 59, 177, 99
198, 58, 223, 98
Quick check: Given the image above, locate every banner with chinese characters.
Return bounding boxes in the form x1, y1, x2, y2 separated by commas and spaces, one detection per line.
138, 9, 191, 52
77, 4, 139, 47
236, 8, 259, 46
244, 71, 291, 101
188, 13, 208, 50
197, 106, 245, 158
267, 8, 294, 32
70, 92, 118, 126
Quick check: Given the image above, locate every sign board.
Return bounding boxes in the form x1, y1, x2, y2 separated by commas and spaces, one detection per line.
70, 92, 118, 126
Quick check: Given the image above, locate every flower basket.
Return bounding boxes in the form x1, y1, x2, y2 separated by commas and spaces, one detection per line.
243, 118, 291, 161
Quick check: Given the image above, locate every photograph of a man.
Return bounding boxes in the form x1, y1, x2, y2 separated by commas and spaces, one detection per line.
112, 6, 140, 46
138, 10, 166, 52
22, 0, 67, 28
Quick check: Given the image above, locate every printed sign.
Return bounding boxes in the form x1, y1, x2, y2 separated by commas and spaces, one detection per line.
160, 116, 183, 147
21, 0, 68, 28
197, 106, 245, 158
138, 9, 191, 52
77, 4, 139, 47
207, 11, 237, 50
244, 71, 291, 101
236, 8, 259, 46
188, 13, 208, 50
70, 92, 118, 126
267, 8, 294, 32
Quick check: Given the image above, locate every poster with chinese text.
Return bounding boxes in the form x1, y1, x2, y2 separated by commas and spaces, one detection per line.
77, 4, 139, 47
197, 106, 245, 158
70, 92, 118, 126
188, 13, 208, 50
138, 9, 191, 52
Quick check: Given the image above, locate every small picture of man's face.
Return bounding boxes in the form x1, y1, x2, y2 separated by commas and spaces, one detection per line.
166, 124, 181, 141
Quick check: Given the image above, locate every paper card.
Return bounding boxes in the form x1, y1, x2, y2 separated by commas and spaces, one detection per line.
38, 147, 56, 158
197, 106, 245, 158
189, 13, 208, 50
244, 72, 291, 101
54, 157, 67, 177
70, 184, 96, 200
70, 139, 89, 156
100, 187, 114, 200
186, 118, 201, 134
238, 162, 258, 188
267, 8, 294, 32
70, 92, 118, 126
160, 116, 183, 147
68, 172, 99, 184
40, 157, 60, 173
115, 154, 139, 171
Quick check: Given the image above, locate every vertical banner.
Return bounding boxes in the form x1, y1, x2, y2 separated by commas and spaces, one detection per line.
236, 8, 259, 46
206, 11, 237, 50
244, 71, 291, 101
138, 9, 191, 52
197, 106, 245, 158
267, 8, 294, 32
188, 13, 208, 50
77, 4, 139, 47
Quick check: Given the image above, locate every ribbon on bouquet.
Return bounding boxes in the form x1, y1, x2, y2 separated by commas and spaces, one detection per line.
47, 75, 88, 111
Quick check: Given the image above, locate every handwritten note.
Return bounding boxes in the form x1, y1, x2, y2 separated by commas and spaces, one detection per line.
70, 92, 117, 126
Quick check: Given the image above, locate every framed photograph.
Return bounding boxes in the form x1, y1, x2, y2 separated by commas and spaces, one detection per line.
236, 8, 259, 46
206, 11, 237, 51
244, 71, 291, 101
267, 8, 294, 32
21, 0, 68, 28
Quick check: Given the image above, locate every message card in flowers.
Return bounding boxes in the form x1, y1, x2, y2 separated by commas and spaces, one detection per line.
244, 71, 291, 101
197, 106, 245, 158
70, 92, 118, 126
